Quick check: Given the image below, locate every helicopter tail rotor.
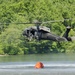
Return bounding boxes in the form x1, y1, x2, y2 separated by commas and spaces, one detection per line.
63, 26, 72, 41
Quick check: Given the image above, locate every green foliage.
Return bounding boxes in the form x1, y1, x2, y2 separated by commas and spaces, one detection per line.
0, 0, 75, 55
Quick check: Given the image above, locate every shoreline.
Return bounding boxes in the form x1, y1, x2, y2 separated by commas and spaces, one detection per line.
0, 54, 8, 56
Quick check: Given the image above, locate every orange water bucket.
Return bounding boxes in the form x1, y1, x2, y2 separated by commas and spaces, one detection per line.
35, 62, 44, 69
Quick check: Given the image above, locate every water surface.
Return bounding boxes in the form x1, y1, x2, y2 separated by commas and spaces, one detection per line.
0, 53, 75, 75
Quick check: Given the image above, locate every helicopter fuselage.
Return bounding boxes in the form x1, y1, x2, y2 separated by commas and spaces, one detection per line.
23, 26, 72, 41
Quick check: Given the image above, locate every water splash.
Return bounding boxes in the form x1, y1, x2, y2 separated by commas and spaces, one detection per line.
0, 62, 75, 69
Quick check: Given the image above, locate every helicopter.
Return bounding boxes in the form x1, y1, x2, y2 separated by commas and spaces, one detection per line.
22, 19, 75, 42
0, 19, 75, 42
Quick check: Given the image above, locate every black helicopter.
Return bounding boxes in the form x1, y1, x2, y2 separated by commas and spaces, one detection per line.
0, 19, 75, 42
22, 20, 75, 42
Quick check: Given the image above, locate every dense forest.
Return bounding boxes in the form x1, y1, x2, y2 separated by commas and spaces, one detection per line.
0, 0, 75, 55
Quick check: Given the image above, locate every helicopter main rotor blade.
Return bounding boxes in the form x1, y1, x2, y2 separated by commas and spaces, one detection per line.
0, 18, 74, 25
42, 18, 72, 24
0, 22, 42, 25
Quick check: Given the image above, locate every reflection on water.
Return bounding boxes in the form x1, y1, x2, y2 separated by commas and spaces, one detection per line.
0, 53, 75, 75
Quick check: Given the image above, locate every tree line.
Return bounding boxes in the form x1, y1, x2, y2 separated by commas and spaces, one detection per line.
0, 0, 75, 55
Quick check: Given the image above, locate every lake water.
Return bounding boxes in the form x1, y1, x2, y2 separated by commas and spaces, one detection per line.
0, 53, 75, 75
